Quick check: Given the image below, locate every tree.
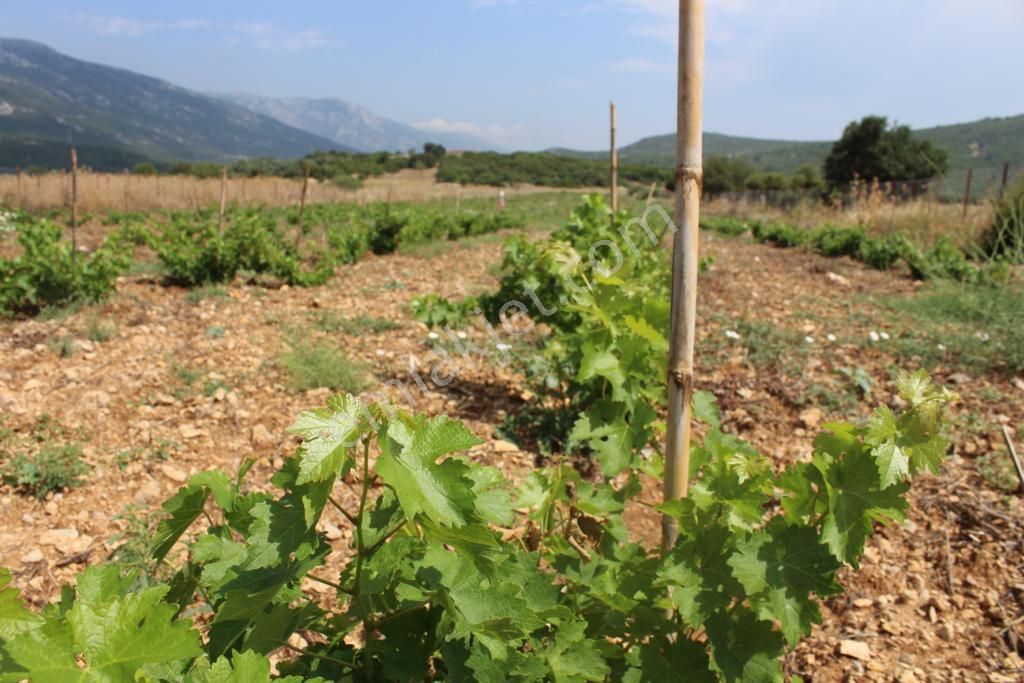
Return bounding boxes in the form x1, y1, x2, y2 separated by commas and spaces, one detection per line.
792, 163, 824, 192
745, 172, 789, 192
824, 116, 948, 188
703, 155, 754, 195
132, 162, 157, 176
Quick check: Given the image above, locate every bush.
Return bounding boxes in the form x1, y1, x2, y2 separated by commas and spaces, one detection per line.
751, 220, 807, 247
858, 233, 910, 270
0, 216, 131, 316
700, 215, 751, 237
984, 174, 1024, 262
1, 444, 90, 498
810, 224, 865, 257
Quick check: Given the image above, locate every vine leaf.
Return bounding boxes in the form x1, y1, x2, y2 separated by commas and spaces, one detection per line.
288, 393, 366, 485
0, 569, 42, 641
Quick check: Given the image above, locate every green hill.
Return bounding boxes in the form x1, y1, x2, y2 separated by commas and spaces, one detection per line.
551, 115, 1024, 198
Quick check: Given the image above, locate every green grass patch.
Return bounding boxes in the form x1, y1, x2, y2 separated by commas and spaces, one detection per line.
279, 339, 370, 393
185, 285, 228, 305
885, 280, 1024, 373
0, 415, 89, 498
84, 315, 117, 342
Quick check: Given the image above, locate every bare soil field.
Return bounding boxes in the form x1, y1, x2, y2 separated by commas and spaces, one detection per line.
0, 225, 1022, 681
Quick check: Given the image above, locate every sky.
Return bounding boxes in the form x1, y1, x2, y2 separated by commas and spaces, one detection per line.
2, 0, 1022, 151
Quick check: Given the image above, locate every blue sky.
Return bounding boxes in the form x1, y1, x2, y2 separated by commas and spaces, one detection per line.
3, 1, 1022, 150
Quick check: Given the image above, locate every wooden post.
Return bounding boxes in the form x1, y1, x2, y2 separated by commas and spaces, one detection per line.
70, 148, 79, 257
296, 162, 310, 250
218, 168, 228, 232
15, 166, 22, 210
610, 101, 618, 214
646, 181, 657, 208
961, 168, 973, 220
999, 162, 1011, 199
1001, 426, 1024, 494
663, 0, 703, 553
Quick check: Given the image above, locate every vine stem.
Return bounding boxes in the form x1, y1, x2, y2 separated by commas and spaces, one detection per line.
307, 572, 355, 596
280, 642, 357, 672
329, 495, 359, 526
352, 437, 374, 678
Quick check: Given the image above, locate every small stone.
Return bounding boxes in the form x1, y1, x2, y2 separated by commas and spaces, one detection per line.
40, 528, 79, 546
179, 425, 203, 439
251, 424, 275, 447
134, 479, 162, 505
838, 639, 871, 662
492, 439, 519, 453
799, 407, 823, 429
160, 465, 188, 484
937, 622, 955, 641
852, 598, 874, 609
23, 378, 43, 391
212, 387, 227, 402
826, 271, 851, 287
154, 394, 177, 406
21, 549, 44, 564
322, 523, 343, 541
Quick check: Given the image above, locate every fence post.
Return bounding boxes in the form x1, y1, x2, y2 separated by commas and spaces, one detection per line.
15, 166, 22, 210
296, 162, 310, 250
961, 168, 973, 221
70, 148, 79, 258
999, 162, 1011, 199
218, 168, 228, 233
663, 0, 703, 554
609, 101, 618, 215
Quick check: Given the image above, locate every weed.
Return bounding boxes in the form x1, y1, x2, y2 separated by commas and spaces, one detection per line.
313, 311, 401, 336
84, 315, 117, 342
279, 339, 370, 393
1, 443, 90, 498
184, 285, 227, 305
48, 335, 76, 358
203, 379, 231, 397
977, 450, 1020, 493
204, 325, 226, 338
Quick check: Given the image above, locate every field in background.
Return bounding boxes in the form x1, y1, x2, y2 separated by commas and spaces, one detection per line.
0, 168, 565, 213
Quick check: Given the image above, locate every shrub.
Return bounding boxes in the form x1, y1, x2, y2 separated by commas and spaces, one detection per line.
858, 233, 910, 270
700, 215, 751, 237
0, 216, 131, 316
810, 224, 865, 257
984, 173, 1024, 262
751, 220, 807, 247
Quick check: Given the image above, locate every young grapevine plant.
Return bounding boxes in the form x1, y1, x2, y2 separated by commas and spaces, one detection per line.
0, 373, 953, 681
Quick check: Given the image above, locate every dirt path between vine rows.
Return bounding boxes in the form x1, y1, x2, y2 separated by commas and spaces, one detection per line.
0, 230, 1021, 681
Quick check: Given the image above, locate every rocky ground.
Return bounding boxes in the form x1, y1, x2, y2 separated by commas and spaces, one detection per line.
0, 227, 1021, 681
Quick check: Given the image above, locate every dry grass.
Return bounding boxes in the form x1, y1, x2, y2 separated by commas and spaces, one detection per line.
705, 179, 995, 251
0, 168, 552, 214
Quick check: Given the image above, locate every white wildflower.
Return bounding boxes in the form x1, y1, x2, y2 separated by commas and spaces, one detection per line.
804, 336, 815, 344
496, 342, 512, 352
725, 329, 741, 340
937, 344, 947, 351
456, 330, 468, 340
376, 349, 386, 356
427, 331, 440, 340
879, 331, 890, 341
826, 333, 837, 342
974, 331, 991, 342
868, 331, 880, 343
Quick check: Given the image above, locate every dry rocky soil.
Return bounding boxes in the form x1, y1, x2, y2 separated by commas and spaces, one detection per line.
1, 225, 1022, 682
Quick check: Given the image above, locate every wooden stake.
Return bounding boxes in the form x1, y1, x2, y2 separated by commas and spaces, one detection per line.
296, 162, 310, 250
646, 181, 657, 208
1001, 425, 1024, 494
610, 101, 618, 214
15, 166, 22, 210
70, 148, 79, 257
662, 0, 703, 553
218, 167, 227, 233
999, 162, 1011, 199
961, 168, 973, 220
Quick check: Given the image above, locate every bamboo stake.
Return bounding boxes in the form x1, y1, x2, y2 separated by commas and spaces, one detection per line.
218, 168, 228, 232
662, 0, 703, 553
999, 162, 1010, 200
296, 162, 310, 250
15, 167, 22, 210
646, 181, 657, 208
610, 101, 618, 215
961, 168, 973, 221
70, 148, 79, 258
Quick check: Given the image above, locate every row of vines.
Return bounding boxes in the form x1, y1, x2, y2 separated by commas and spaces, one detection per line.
0, 195, 955, 681
0, 203, 522, 316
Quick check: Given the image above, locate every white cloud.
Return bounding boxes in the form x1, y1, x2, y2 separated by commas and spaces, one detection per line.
228, 22, 333, 51
74, 14, 211, 36
611, 58, 671, 73
412, 117, 524, 145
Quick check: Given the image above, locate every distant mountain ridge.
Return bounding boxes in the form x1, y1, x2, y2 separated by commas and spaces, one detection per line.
215, 93, 498, 153
551, 115, 1024, 196
0, 38, 347, 168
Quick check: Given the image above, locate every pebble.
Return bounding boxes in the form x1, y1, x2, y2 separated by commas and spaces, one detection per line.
160, 464, 188, 483
839, 639, 871, 662
251, 424, 275, 447
21, 549, 44, 564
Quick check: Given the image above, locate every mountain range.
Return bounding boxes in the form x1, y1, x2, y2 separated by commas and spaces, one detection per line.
0, 38, 493, 170
551, 116, 1024, 197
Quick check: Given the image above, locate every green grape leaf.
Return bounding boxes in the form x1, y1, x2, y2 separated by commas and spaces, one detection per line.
692, 390, 722, 430
816, 448, 908, 566
288, 393, 366, 485
577, 343, 627, 399
377, 415, 482, 527
202, 650, 272, 683
541, 618, 610, 682
0, 569, 43, 640
705, 609, 785, 683
152, 482, 211, 563
628, 636, 716, 683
